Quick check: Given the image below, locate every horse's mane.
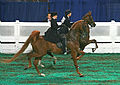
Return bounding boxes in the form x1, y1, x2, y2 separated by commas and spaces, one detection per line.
71, 20, 84, 29
71, 11, 91, 30
82, 11, 91, 19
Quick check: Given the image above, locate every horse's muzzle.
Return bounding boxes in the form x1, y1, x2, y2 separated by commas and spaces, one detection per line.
91, 23, 96, 27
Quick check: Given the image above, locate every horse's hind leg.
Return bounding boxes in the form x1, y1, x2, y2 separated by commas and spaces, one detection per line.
24, 53, 41, 70
89, 39, 98, 52
38, 52, 57, 66
24, 57, 32, 70
47, 52, 57, 64
34, 57, 45, 77
38, 58, 44, 67
27, 53, 46, 76
24, 51, 33, 70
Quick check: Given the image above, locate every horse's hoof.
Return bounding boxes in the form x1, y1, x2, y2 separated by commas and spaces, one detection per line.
24, 67, 28, 70
92, 48, 95, 52
80, 74, 84, 77
39, 73, 45, 77
53, 60, 56, 64
53, 57, 57, 64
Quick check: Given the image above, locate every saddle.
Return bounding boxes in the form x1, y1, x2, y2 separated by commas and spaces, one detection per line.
44, 26, 67, 53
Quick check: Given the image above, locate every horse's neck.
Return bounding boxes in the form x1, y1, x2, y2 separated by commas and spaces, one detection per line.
82, 21, 90, 34
67, 20, 90, 41
67, 28, 80, 42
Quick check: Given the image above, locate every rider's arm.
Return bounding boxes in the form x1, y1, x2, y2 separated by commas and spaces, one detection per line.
61, 17, 65, 24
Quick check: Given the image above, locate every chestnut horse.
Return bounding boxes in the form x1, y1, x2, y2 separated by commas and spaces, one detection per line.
41, 11, 98, 61
0, 11, 96, 77
38, 11, 98, 66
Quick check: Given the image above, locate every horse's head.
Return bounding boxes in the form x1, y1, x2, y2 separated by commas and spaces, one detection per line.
82, 11, 96, 27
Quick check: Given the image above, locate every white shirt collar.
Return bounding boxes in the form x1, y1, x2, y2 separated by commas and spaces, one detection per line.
67, 15, 70, 18
53, 17, 56, 19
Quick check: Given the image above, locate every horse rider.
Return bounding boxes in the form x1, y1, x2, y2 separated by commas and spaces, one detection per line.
56, 10, 73, 54
44, 12, 67, 54
61, 10, 73, 30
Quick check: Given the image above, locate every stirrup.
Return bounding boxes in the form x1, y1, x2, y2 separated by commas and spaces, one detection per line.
63, 52, 67, 55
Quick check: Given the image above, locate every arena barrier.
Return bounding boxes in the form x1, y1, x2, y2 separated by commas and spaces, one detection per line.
0, 20, 120, 54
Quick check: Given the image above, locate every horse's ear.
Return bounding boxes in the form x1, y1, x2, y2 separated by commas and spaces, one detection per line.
89, 11, 92, 15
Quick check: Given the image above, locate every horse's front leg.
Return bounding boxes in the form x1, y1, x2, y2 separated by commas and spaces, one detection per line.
89, 39, 98, 52
71, 50, 84, 77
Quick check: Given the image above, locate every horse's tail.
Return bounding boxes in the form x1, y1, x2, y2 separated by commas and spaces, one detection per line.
0, 30, 40, 63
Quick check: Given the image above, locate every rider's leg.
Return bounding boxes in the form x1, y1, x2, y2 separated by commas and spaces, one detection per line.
61, 37, 66, 54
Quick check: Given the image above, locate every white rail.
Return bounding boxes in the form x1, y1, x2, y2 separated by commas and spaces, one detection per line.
0, 20, 120, 54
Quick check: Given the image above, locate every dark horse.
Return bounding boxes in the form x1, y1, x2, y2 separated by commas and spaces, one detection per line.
0, 11, 97, 77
